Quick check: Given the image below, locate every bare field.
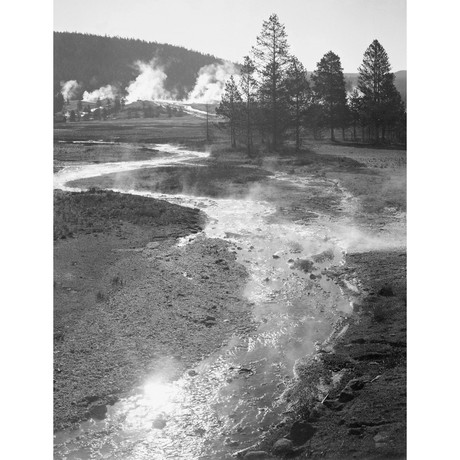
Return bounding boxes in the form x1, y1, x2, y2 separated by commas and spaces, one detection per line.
54, 116, 222, 144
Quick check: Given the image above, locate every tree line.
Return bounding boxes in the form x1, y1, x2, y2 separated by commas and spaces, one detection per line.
217, 14, 406, 153
54, 32, 221, 100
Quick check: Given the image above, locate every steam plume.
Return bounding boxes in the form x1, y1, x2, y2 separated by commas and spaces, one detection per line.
125, 60, 173, 103
188, 61, 239, 103
60, 80, 81, 100
82, 84, 118, 103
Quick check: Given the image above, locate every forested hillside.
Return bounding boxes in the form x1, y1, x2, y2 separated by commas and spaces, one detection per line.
54, 32, 221, 99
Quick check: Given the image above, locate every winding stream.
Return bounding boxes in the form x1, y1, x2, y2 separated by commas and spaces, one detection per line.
54, 144, 359, 459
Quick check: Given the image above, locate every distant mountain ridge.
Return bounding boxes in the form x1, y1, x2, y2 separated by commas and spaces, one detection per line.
54, 32, 223, 99
55, 32, 406, 104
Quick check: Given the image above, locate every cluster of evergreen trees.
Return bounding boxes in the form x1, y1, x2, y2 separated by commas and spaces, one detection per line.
217, 14, 405, 152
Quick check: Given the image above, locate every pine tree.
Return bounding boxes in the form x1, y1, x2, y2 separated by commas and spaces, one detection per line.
311, 51, 347, 141
252, 14, 291, 150
286, 57, 310, 151
54, 92, 65, 113
113, 97, 121, 113
358, 39, 404, 142
348, 88, 363, 141
239, 56, 258, 155
216, 76, 242, 148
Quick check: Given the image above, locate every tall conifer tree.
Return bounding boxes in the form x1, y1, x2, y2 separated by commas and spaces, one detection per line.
252, 14, 291, 150
286, 57, 310, 150
358, 39, 404, 142
311, 51, 347, 140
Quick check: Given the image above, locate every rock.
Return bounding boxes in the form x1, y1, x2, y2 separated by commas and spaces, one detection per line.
272, 438, 294, 456
244, 451, 271, 459
323, 399, 344, 411
272, 254, 281, 259
338, 386, 355, 403
378, 285, 394, 297
152, 416, 167, 429
310, 274, 316, 280
88, 404, 107, 420
347, 378, 365, 391
373, 432, 389, 447
310, 402, 327, 421
188, 369, 198, 377
289, 420, 317, 445
348, 427, 363, 435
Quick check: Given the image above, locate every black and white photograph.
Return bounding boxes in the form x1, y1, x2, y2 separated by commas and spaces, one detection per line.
6, 0, 460, 458
49, 1, 410, 458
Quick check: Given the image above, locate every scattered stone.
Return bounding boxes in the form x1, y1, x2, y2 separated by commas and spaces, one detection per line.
292, 259, 315, 273
152, 416, 167, 429
373, 432, 389, 447
378, 285, 394, 297
272, 438, 294, 456
88, 404, 107, 420
290, 420, 317, 445
310, 402, 327, 421
323, 399, 345, 411
338, 387, 355, 403
347, 378, 365, 391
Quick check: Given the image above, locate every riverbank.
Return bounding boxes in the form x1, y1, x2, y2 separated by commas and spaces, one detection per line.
249, 249, 406, 459
53, 138, 406, 458
54, 190, 254, 431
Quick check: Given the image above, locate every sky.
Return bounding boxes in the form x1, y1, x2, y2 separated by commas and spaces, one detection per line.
54, 0, 406, 73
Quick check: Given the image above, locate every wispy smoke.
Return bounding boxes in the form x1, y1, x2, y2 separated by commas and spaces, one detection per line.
188, 61, 239, 103
82, 84, 119, 103
60, 80, 81, 100
125, 59, 173, 104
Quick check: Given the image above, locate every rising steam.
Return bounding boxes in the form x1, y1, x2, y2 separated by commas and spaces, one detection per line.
188, 61, 239, 103
125, 59, 173, 104
82, 84, 118, 103
60, 80, 81, 100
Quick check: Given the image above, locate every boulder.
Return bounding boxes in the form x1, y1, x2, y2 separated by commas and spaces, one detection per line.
289, 420, 317, 445
88, 404, 107, 420
338, 387, 355, 403
347, 378, 365, 391
378, 285, 394, 297
272, 438, 294, 456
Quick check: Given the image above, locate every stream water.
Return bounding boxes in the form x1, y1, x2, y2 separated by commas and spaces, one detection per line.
54, 144, 359, 459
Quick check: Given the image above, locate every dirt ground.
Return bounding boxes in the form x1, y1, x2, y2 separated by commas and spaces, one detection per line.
54, 190, 254, 431
54, 128, 406, 457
